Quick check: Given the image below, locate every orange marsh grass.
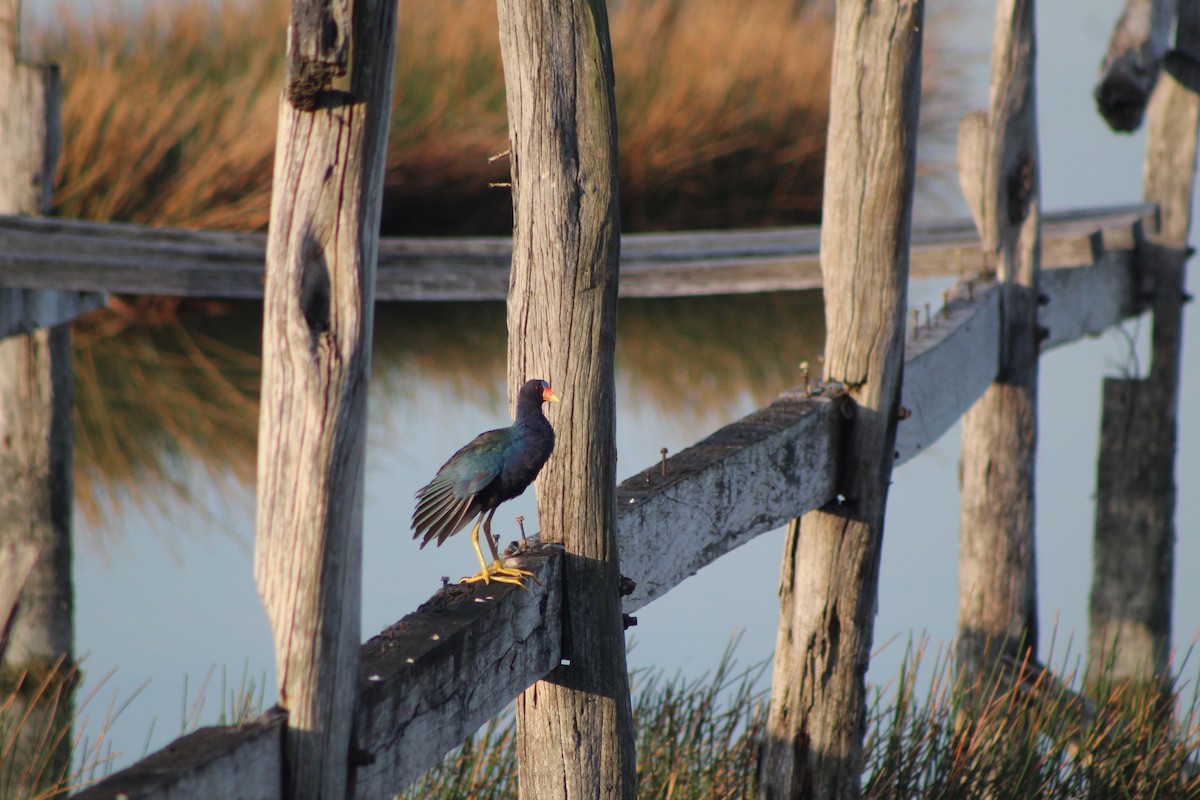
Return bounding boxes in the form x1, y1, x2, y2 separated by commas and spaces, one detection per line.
31, 0, 840, 235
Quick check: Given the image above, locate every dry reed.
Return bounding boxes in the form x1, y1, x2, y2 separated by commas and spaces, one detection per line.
32, 0, 840, 235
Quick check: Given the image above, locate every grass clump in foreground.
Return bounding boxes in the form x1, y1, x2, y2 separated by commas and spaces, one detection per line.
402, 641, 1200, 799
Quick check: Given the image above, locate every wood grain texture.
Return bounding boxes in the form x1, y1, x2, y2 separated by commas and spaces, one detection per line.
253, 1, 397, 797
1095, 0, 1176, 132
496, 0, 636, 796
0, 540, 36, 660
1089, 8, 1199, 689
760, 2, 923, 798
0, 11, 81, 796
957, 0, 1042, 679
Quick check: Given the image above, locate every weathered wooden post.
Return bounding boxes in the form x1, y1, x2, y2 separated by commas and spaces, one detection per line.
495, 0, 636, 797
955, 0, 1042, 681
254, 0, 397, 797
759, 2, 923, 797
0, 2, 87, 796
1088, 2, 1198, 691
1095, 0, 1178, 132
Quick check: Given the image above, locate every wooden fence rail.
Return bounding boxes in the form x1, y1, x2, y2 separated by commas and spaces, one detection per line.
0, 203, 1153, 300
72, 208, 1152, 799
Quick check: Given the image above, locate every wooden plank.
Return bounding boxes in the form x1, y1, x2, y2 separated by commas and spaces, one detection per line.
354, 548, 562, 798
75, 550, 563, 800
72, 709, 286, 800
616, 392, 843, 613
0, 204, 1155, 300
896, 281, 1001, 466
1040, 242, 1139, 349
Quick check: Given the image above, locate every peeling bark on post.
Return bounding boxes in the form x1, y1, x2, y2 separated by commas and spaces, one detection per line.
759, 2, 923, 798
1088, 8, 1199, 691
254, 1, 397, 797
956, 0, 1042, 681
496, 0, 636, 797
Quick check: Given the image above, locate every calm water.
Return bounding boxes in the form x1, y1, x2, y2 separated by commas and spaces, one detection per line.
46, 0, 1200, 780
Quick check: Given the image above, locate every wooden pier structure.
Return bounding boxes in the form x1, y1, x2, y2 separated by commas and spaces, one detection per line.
0, 0, 1194, 798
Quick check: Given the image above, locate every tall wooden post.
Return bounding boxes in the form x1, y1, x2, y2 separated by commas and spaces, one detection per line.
1088, 4, 1198, 690
0, 2, 77, 797
759, 2, 923, 798
955, 0, 1042, 681
254, 1, 397, 797
496, 1, 636, 798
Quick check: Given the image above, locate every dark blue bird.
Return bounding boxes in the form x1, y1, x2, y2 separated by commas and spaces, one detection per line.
412, 378, 559, 586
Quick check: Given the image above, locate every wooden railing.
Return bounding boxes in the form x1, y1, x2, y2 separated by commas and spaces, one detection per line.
70, 205, 1154, 798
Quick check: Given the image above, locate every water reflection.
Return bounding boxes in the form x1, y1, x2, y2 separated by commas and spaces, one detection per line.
72, 291, 825, 536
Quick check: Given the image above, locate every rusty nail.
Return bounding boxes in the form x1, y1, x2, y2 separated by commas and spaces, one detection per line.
800, 360, 810, 398
941, 289, 950, 316
623, 614, 639, 630
911, 308, 920, 336
897, 406, 912, 420
660, 447, 668, 476
925, 303, 932, 329
516, 515, 527, 544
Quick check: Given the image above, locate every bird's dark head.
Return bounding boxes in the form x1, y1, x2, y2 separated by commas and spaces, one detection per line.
521, 378, 560, 406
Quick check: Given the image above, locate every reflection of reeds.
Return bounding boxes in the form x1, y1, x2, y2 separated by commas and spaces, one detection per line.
617, 292, 825, 426
72, 293, 824, 532
71, 299, 260, 541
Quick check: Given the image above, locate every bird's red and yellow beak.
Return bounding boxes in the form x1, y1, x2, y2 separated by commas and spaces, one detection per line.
543, 386, 560, 403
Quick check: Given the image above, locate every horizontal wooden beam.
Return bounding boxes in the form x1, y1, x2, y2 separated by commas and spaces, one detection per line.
353, 548, 562, 797
616, 393, 843, 612
72, 227, 1154, 799
72, 708, 286, 800
0, 204, 1154, 300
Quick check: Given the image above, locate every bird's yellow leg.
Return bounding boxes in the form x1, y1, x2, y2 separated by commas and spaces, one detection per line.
483, 510, 539, 587
458, 514, 494, 586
